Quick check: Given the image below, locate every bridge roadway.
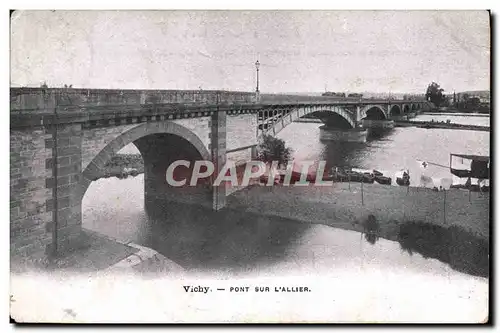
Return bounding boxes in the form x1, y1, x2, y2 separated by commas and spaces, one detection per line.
10, 88, 429, 262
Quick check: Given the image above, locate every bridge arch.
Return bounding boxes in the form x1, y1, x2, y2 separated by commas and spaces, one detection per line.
261, 105, 356, 136
403, 104, 410, 114
309, 109, 355, 129
79, 121, 211, 202
359, 105, 387, 120
389, 104, 402, 117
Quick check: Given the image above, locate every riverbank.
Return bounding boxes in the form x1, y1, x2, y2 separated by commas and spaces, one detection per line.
97, 154, 144, 179
423, 112, 490, 117
227, 183, 489, 277
430, 107, 490, 114
10, 229, 185, 274
293, 118, 323, 123
395, 120, 489, 131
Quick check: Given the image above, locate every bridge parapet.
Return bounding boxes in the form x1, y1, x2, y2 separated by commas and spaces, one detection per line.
10, 88, 257, 112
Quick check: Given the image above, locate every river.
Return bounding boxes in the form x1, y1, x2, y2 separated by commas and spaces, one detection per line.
83, 116, 489, 280
279, 119, 489, 187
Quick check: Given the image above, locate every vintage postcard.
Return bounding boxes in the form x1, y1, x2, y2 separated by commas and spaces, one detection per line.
9, 10, 490, 323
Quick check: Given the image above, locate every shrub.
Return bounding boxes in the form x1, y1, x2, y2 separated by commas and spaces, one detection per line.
257, 135, 293, 169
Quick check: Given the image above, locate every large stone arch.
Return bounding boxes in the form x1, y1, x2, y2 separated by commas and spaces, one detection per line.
79, 121, 211, 201
262, 105, 356, 136
359, 105, 387, 120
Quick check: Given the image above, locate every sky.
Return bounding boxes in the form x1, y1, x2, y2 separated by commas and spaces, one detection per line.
10, 10, 490, 94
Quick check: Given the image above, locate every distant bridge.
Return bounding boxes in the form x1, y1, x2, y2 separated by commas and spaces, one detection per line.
255, 97, 428, 137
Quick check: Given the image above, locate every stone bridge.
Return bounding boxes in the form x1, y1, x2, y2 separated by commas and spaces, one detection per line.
10, 87, 428, 261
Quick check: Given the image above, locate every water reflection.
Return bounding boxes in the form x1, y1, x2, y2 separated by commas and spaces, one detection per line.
318, 128, 396, 172
129, 197, 311, 273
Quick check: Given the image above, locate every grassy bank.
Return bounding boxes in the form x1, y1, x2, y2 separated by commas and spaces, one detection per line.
97, 154, 144, 179
227, 183, 489, 277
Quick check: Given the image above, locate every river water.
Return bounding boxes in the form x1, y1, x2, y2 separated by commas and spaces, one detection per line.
83, 115, 490, 282
279, 117, 489, 188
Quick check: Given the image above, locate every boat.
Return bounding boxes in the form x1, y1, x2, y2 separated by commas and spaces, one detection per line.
330, 168, 377, 183
362, 173, 375, 183
395, 171, 410, 186
344, 170, 365, 182
396, 178, 408, 186
329, 168, 348, 182
375, 176, 392, 185
396, 177, 410, 186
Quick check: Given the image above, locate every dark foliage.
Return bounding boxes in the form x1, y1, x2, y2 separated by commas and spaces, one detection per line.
257, 135, 293, 168
425, 82, 446, 107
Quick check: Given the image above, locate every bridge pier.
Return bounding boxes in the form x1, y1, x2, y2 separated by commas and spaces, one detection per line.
360, 119, 395, 129
11, 121, 90, 262
49, 123, 88, 256
210, 110, 227, 211
319, 125, 368, 143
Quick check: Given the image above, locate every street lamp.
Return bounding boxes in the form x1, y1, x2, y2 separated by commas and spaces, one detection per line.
255, 60, 260, 93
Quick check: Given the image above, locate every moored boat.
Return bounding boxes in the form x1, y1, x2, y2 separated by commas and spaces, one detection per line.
375, 176, 392, 185
362, 173, 375, 183
395, 171, 410, 186
396, 177, 410, 186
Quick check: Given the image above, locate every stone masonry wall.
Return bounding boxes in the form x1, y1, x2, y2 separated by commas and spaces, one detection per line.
50, 123, 86, 255
210, 111, 227, 210
226, 113, 258, 151
227, 149, 252, 166
10, 88, 256, 111
172, 118, 211, 153
10, 128, 53, 261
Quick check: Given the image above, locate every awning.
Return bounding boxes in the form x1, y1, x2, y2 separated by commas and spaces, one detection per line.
450, 154, 490, 179
450, 154, 490, 162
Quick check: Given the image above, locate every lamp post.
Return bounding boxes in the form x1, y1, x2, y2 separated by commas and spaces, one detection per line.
255, 60, 260, 93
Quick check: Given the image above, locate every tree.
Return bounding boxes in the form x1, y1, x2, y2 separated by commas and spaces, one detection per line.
469, 97, 480, 107
257, 134, 293, 169
425, 82, 446, 107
